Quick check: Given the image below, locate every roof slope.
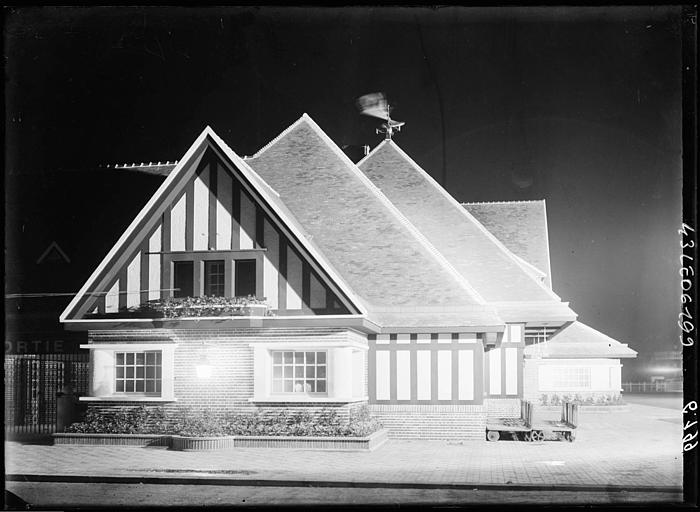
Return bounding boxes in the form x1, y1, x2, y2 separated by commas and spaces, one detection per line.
462, 200, 552, 288
358, 141, 574, 322
245, 115, 501, 329
524, 321, 637, 359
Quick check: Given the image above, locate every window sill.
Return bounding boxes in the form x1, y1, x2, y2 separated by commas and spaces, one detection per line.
79, 396, 177, 402
249, 396, 368, 404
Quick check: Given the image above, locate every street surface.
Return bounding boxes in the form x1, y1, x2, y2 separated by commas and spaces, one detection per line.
4, 396, 687, 507
5, 482, 682, 506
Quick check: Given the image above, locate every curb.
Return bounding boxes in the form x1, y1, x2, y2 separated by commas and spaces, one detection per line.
5, 474, 683, 494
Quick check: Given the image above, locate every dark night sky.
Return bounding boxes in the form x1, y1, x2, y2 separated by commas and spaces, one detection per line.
4, 7, 685, 368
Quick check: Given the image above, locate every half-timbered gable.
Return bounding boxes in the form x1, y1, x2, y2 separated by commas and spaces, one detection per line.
61, 128, 363, 324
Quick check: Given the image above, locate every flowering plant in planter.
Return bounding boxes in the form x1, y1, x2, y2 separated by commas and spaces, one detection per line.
136, 295, 270, 318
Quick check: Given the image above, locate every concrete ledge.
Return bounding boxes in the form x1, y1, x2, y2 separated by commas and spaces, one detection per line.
52, 434, 170, 446
52, 429, 388, 451
232, 429, 388, 451
537, 404, 630, 413
171, 435, 236, 451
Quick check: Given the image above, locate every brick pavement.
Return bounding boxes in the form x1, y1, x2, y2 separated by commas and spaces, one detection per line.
5, 403, 683, 489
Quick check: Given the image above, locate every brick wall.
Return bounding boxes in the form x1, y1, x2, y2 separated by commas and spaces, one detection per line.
484, 398, 521, 419
369, 404, 486, 440
86, 328, 366, 419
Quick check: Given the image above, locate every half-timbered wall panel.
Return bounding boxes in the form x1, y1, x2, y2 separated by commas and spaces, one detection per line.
126, 253, 140, 308
192, 165, 210, 250
215, 164, 233, 251
105, 281, 119, 313
239, 192, 256, 250
74, 148, 353, 318
170, 194, 187, 252
148, 227, 162, 301
286, 248, 303, 310
262, 219, 280, 310
369, 334, 484, 405
484, 323, 524, 398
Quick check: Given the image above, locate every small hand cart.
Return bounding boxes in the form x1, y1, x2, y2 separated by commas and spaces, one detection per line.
486, 401, 578, 442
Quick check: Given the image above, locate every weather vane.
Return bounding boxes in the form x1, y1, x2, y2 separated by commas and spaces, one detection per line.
356, 92, 405, 140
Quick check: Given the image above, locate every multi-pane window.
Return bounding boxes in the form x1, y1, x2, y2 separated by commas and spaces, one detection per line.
272, 351, 327, 394
547, 366, 591, 390
524, 327, 557, 346
204, 260, 225, 296
115, 351, 162, 394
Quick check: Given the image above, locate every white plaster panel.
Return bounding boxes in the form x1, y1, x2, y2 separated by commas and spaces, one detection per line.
286, 248, 303, 310
215, 165, 232, 250
193, 165, 209, 250
105, 280, 119, 313
148, 226, 161, 300
416, 351, 431, 400
437, 350, 452, 400
170, 193, 187, 251
505, 347, 518, 395
263, 220, 279, 309
396, 350, 411, 400
489, 348, 502, 395
126, 252, 141, 308
458, 350, 474, 400
375, 351, 390, 400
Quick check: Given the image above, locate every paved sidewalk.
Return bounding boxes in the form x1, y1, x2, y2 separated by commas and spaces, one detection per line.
5, 403, 683, 490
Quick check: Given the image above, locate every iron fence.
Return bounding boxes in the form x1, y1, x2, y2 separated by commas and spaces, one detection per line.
4, 353, 89, 436
622, 381, 683, 393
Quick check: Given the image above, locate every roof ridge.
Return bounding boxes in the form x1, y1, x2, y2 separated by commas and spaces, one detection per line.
378, 141, 563, 302
249, 114, 308, 159
300, 115, 490, 307
461, 199, 546, 205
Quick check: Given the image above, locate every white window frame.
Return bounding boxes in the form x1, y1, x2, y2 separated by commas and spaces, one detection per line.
540, 365, 592, 391
249, 341, 368, 403
79, 343, 176, 402
271, 350, 328, 395
114, 350, 163, 396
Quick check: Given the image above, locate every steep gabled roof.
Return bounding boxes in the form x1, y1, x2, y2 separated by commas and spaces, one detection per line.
245, 115, 501, 329
524, 321, 637, 359
357, 140, 575, 323
462, 200, 552, 288
60, 126, 367, 323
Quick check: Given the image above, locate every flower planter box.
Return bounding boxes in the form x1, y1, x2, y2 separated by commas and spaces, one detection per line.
230, 428, 388, 451
52, 429, 388, 451
171, 435, 237, 451
52, 433, 170, 446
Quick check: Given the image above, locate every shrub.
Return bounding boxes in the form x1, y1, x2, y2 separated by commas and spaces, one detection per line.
65, 405, 384, 438
65, 406, 167, 434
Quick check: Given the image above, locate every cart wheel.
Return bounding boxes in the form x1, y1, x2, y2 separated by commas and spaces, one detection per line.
487, 430, 500, 442
566, 431, 576, 442
531, 430, 545, 442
